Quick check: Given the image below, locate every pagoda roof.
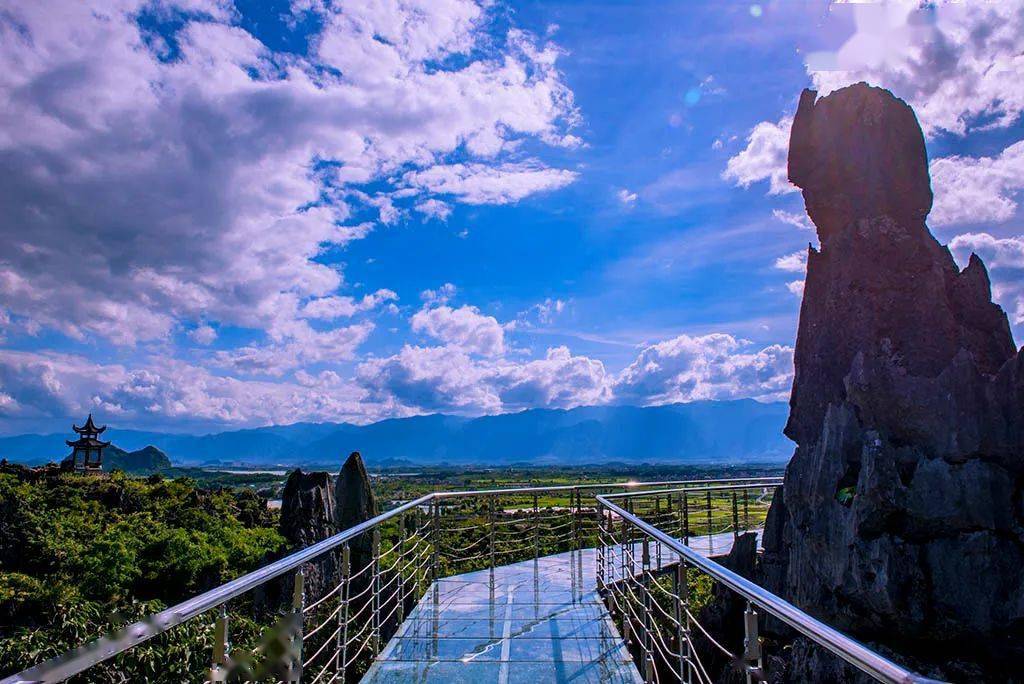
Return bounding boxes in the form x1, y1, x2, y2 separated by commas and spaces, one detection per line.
73, 414, 106, 435
66, 437, 111, 449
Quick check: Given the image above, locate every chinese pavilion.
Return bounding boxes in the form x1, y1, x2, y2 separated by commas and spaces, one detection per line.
66, 414, 109, 473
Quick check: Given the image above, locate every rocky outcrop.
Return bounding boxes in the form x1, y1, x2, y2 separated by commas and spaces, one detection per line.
279, 469, 338, 603
761, 83, 1024, 681
335, 451, 378, 578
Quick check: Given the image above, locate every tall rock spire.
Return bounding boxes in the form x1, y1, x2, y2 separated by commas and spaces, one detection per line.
761, 83, 1024, 681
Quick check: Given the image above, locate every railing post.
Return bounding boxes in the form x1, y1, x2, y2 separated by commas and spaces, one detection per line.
705, 490, 713, 552
744, 601, 762, 684
571, 486, 579, 553
744, 489, 750, 531
621, 500, 629, 581
682, 492, 690, 546
338, 544, 350, 683
678, 559, 692, 684
533, 492, 540, 560
431, 498, 440, 586
488, 495, 496, 572
596, 502, 604, 593
575, 488, 584, 582
287, 566, 304, 684
371, 528, 381, 650
209, 604, 229, 683
654, 495, 662, 570
397, 513, 406, 624
641, 536, 653, 683
732, 491, 740, 540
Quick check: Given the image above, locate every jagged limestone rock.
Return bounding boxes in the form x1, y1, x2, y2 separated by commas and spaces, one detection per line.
761, 83, 1024, 681
279, 469, 337, 603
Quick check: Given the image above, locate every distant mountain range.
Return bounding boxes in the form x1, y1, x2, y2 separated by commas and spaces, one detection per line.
0, 400, 793, 467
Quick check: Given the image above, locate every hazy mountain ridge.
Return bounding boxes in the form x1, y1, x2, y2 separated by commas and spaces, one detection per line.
0, 400, 792, 467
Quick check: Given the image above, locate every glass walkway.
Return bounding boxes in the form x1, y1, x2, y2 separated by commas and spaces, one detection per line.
364, 549, 638, 683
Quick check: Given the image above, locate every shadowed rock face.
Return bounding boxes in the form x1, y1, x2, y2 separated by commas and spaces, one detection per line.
762, 83, 1024, 681
335, 451, 379, 579
279, 469, 338, 602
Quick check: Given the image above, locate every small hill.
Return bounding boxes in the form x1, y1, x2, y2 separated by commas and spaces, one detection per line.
103, 445, 171, 474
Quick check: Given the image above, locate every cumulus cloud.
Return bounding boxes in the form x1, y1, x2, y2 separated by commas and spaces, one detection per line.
930, 141, 1024, 227
808, 3, 1024, 138
725, 3, 1024, 212
189, 325, 218, 346
357, 325, 794, 417
213, 321, 375, 376
721, 117, 795, 195
414, 199, 453, 222
411, 304, 507, 357
0, 0, 578, 349
356, 344, 609, 415
302, 289, 398, 320
949, 232, 1024, 324
613, 334, 794, 405
786, 280, 805, 297
403, 162, 578, 205
0, 349, 389, 432
774, 250, 807, 273
420, 283, 458, 306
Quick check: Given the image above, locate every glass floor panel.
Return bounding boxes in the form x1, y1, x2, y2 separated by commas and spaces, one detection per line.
363, 548, 643, 684
363, 533, 760, 683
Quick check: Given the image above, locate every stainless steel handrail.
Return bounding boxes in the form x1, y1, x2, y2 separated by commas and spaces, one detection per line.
599, 479, 782, 500
432, 476, 783, 498
596, 493, 943, 684
2, 475, 782, 684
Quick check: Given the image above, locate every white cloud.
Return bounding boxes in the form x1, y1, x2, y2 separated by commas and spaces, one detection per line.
517, 298, 567, 327
617, 189, 638, 204
411, 304, 506, 357
0, 0, 578, 350
189, 325, 218, 346
774, 250, 807, 273
613, 334, 794, 405
420, 283, 457, 305
301, 289, 398, 320
0, 349, 390, 431
721, 117, 795, 195
403, 162, 578, 205
414, 199, 453, 221
725, 3, 1024, 202
213, 321, 375, 376
356, 344, 609, 415
930, 141, 1024, 227
786, 280, 805, 297
357, 345, 503, 414
772, 209, 814, 232
808, 3, 1024, 138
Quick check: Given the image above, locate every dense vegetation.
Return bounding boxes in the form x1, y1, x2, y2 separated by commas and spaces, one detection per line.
0, 468, 285, 681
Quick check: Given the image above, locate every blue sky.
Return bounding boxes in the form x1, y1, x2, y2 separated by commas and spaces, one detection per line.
0, 1, 1022, 433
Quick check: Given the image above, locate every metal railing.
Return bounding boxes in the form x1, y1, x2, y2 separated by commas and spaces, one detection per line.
2, 476, 780, 684
596, 485, 943, 684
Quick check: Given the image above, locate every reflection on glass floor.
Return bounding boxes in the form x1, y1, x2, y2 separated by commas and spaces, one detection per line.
363, 530, 761, 683
362, 549, 640, 683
